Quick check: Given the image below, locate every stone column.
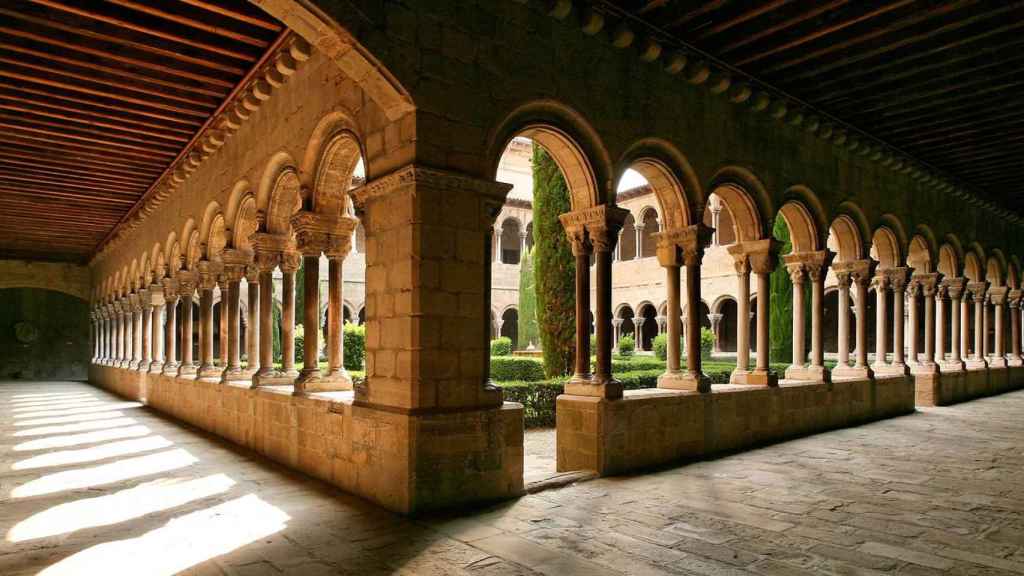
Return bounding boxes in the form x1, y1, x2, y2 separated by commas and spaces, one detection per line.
139, 292, 152, 372
732, 251, 752, 375
872, 274, 889, 372
611, 318, 622, 347
945, 279, 966, 370
835, 270, 852, 369
968, 282, 988, 368
982, 294, 991, 360
295, 249, 322, 394
1009, 290, 1023, 366
848, 261, 874, 378
682, 229, 711, 392
785, 262, 807, 379
657, 237, 682, 387
888, 268, 909, 372
149, 285, 164, 373
245, 266, 260, 377
634, 223, 644, 259
130, 297, 142, 369
177, 276, 197, 377
197, 269, 218, 379
917, 273, 939, 374
561, 205, 628, 398
711, 205, 721, 246
162, 280, 179, 374
808, 257, 830, 380
251, 239, 285, 387
989, 287, 1008, 368
568, 233, 592, 384
935, 284, 946, 365
218, 278, 229, 367
961, 292, 970, 363
115, 301, 125, 366
708, 313, 723, 353
519, 231, 527, 260
907, 280, 919, 365
220, 256, 246, 382
733, 239, 779, 386
279, 253, 300, 379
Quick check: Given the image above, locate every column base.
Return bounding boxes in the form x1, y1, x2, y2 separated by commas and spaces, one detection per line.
177, 364, 197, 378
251, 369, 294, 388
197, 364, 223, 380
874, 363, 909, 377
658, 370, 710, 392
149, 361, 164, 374
1008, 356, 1023, 367
988, 357, 1008, 369
910, 361, 939, 375
965, 358, 989, 370
565, 375, 622, 399
832, 365, 873, 380
293, 370, 352, 395
730, 369, 778, 387
940, 360, 965, 373
127, 360, 140, 370
221, 367, 248, 383
785, 365, 831, 382
162, 362, 180, 376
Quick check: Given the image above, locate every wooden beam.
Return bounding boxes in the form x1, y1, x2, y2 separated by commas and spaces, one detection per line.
0, 101, 193, 142
719, 0, 850, 55
0, 141, 166, 175
105, 0, 272, 47
0, 120, 181, 158
0, 156, 153, 187
665, 0, 728, 30
696, 0, 797, 40
0, 112, 188, 151
2, 131, 174, 166
0, 82, 204, 127
176, 0, 282, 32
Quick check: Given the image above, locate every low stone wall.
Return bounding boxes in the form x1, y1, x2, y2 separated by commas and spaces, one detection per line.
556, 375, 915, 476
89, 364, 524, 514
914, 366, 1024, 406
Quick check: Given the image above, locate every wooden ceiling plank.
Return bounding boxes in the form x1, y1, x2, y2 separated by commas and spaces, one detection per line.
0, 172, 145, 196
0, 8, 246, 75
788, 3, 1024, 86
0, 101, 193, 142
0, 186, 138, 206
0, 148, 162, 180
0, 41, 228, 98
736, 0, 916, 67
25, 0, 260, 61
3, 131, 177, 165
883, 110, 1024, 144
0, 69, 212, 118
0, 120, 182, 157
175, 0, 282, 31
0, 205, 122, 222
0, 112, 189, 150
665, 0, 729, 30
0, 24, 236, 88
763, 0, 981, 75
696, 0, 798, 41
0, 142, 166, 175
831, 67, 1024, 116
0, 157, 154, 186
864, 91, 1024, 133
849, 80, 1024, 122
105, 0, 271, 47
719, 0, 850, 55
0, 167, 148, 194
0, 82, 203, 128
0, 137, 169, 171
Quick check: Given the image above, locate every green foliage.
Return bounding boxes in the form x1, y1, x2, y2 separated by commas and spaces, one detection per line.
490, 337, 512, 357
272, 303, 282, 363
589, 333, 597, 355
294, 323, 305, 362
653, 333, 668, 360
517, 248, 540, 350
609, 356, 664, 372
343, 322, 365, 370
295, 258, 305, 327
490, 356, 547, 381
499, 369, 662, 428
618, 335, 635, 356
700, 327, 715, 359
532, 144, 576, 378
769, 217, 793, 363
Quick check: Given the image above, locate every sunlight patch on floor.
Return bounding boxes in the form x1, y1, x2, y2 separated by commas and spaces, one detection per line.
13, 402, 143, 419
13, 417, 137, 437
12, 400, 109, 413
14, 425, 152, 452
12, 435, 173, 470
14, 411, 132, 428
36, 494, 290, 576
7, 474, 237, 542
11, 448, 198, 498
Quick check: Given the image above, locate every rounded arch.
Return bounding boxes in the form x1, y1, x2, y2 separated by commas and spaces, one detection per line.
712, 294, 736, 314
138, 251, 150, 287
1007, 259, 1020, 289
828, 214, 864, 263
780, 185, 829, 250
616, 138, 704, 228
707, 166, 773, 242
230, 194, 259, 252
871, 226, 902, 269
964, 249, 984, 282
777, 199, 821, 253
164, 232, 180, 276
487, 100, 613, 209
937, 243, 960, 277
129, 260, 139, 292
302, 111, 364, 215
181, 219, 200, 271
265, 167, 303, 236
987, 253, 1005, 286
907, 235, 934, 273
257, 152, 301, 227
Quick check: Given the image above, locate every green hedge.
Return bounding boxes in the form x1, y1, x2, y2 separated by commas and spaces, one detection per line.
490, 337, 512, 357
490, 356, 546, 381
500, 368, 663, 427
618, 335, 635, 356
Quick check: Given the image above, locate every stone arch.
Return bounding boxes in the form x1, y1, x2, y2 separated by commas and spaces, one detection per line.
907, 235, 934, 273
777, 199, 821, 253
616, 138, 703, 228
181, 219, 200, 271
499, 306, 519, 349
152, 243, 165, 280
257, 152, 302, 232
164, 232, 180, 277
199, 202, 225, 260
499, 217, 523, 265
964, 249, 984, 282
230, 195, 259, 253
871, 226, 902, 270
265, 167, 304, 236
937, 243, 960, 277
707, 167, 773, 242
488, 100, 613, 209
637, 301, 658, 351
1010, 256, 1023, 289
639, 206, 660, 258
829, 202, 871, 262
987, 253, 1005, 286
129, 260, 139, 292
302, 112, 364, 215
252, 0, 413, 122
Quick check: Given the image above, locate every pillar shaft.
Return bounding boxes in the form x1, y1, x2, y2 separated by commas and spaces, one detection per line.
665, 263, 681, 372
951, 293, 962, 363
756, 271, 771, 372
892, 284, 906, 366
258, 269, 275, 376
219, 282, 229, 366
281, 266, 297, 376
735, 266, 751, 372
164, 296, 178, 370
326, 257, 344, 377
995, 301, 1005, 358
874, 277, 888, 367
227, 279, 241, 372
982, 298, 990, 358
179, 289, 195, 375
961, 297, 970, 360
934, 290, 945, 364
908, 286, 918, 363
141, 304, 152, 370
837, 279, 851, 367
974, 294, 984, 361
199, 288, 214, 371
855, 279, 869, 368
572, 243, 591, 380
594, 240, 614, 386
1011, 300, 1022, 362
810, 268, 825, 369
296, 254, 321, 391
685, 256, 702, 380
247, 272, 260, 373
790, 268, 806, 369
924, 289, 935, 363
150, 301, 163, 371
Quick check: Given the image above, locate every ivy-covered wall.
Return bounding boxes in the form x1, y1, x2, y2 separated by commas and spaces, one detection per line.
0, 288, 89, 381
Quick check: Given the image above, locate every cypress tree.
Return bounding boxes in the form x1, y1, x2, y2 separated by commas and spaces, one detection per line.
769, 217, 793, 363
531, 144, 576, 377
518, 247, 540, 350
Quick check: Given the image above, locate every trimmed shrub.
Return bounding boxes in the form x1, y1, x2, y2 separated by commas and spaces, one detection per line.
618, 335, 635, 356
490, 356, 546, 381
700, 327, 715, 359
499, 380, 564, 428
610, 356, 664, 372
490, 337, 512, 357
653, 333, 667, 360
343, 323, 365, 370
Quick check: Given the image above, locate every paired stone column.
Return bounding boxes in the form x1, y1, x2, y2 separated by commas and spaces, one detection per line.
967, 282, 988, 368
138, 290, 151, 372
560, 205, 628, 398
149, 284, 165, 373
162, 278, 180, 374
251, 234, 289, 387
708, 313, 723, 353
982, 293, 991, 360
834, 259, 874, 379
730, 247, 752, 374
197, 265, 220, 379
784, 261, 807, 379
245, 266, 260, 376
935, 283, 947, 365
907, 280, 919, 365
279, 252, 301, 380
220, 251, 249, 382
989, 286, 1008, 368
656, 236, 681, 386
871, 273, 890, 372
115, 300, 126, 366
912, 273, 939, 375
129, 295, 142, 369
177, 274, 197, 377
1008, 290, 1023, 366
783, 250, 832, 382
887, 268, 910, 373
568, 232, 592, 384
835, 270, 852, 369
218, 278, 229, 367
942, 278, 966, 371
728, 239, 777, 386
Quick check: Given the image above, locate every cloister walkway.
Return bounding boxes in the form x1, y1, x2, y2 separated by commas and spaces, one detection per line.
1, 382, 1023, 576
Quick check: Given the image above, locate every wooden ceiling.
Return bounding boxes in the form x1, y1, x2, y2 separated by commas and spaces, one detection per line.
607, 0, 1024, 215
0, 0, 283, 262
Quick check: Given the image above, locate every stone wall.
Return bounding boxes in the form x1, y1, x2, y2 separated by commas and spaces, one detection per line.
89, 364, 524, 513
915, 366, 1024, 406
0, 260, 90, 300
1, 288, 90, 381
557, 375, 917, 476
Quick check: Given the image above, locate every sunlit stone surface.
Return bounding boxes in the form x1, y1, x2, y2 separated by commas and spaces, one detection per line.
2, 381, 1023, 575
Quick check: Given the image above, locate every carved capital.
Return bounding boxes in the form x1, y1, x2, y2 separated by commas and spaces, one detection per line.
1009, 289, 1022, 308
161, 278, 180, 301
967, 281, 988, 300
785, 262, 806, 284
176, 271, 197, 297
560, 205, 630, 254
833, 259, 875, 287
245, 264, 260, 283
912, 272, 941, 297
279, 251, 302, 273
988, 285, 1009, 305
655, 235, 680, 267
197, 259, 222, 291
148, 284, 165, 307
734, 238, 782, 275
350, 163, 512, 213
942, 277, 967, 300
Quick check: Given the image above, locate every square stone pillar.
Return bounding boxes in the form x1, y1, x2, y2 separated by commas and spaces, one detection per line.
348, 164, 523, 512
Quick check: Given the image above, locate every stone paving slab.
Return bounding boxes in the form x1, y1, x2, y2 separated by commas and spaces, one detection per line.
0, 381, 1023, 575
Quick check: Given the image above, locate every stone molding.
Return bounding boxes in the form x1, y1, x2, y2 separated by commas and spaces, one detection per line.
560, 204, 631, 254
350, 164, 513, 208
833, 259, 875, 286
91, 35, 315, 266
